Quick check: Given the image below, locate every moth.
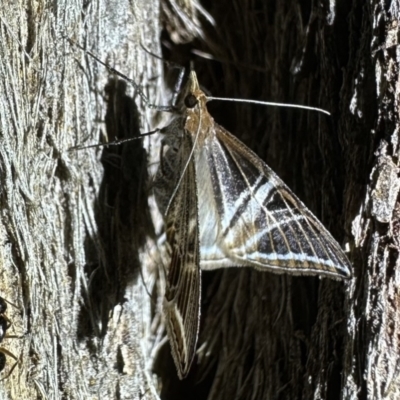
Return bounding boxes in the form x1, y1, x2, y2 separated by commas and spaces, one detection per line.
153, 71, 351, 379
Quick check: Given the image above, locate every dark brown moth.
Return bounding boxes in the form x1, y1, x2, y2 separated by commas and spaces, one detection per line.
153, 71, 351, 379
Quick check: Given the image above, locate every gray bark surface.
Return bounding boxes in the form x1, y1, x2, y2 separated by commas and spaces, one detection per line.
0, 1, 162, 399
0, 1, 398, 399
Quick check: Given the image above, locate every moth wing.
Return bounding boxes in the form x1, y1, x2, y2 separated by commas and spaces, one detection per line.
198, 124, 351, 279
163, 136, 201, 379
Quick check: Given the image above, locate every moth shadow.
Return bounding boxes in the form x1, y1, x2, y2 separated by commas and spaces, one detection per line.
77, 78, 154, 340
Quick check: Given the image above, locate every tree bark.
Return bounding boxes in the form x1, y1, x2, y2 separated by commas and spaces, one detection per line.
0, 1, 162, 399
0, 0, 398, 399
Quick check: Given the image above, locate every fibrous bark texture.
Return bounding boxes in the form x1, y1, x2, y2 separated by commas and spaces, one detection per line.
0, 1, 162, 399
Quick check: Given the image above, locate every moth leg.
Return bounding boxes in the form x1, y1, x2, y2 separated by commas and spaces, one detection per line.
159, 141, 167, 175
0, 314, 11, 333
0, 296, 22, 380
0, 346, 19, 381
171, 66, 187, 107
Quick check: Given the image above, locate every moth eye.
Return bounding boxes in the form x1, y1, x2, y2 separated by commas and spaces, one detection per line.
184, 94, 198, 108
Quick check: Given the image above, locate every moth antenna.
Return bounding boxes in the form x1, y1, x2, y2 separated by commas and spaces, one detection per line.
66, 38, 174, 112
68, 129, 160, 151
207, 96, 331, 116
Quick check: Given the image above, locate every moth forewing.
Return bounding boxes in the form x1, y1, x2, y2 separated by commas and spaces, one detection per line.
197, 124, 352, 279
155, 70, 351, 379
155, 123, 201, 379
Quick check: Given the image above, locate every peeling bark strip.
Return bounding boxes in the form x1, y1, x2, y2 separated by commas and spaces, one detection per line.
0, 0, 397, 399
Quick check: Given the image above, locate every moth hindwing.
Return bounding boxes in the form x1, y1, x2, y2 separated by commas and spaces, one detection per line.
154, 71, 351, 379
